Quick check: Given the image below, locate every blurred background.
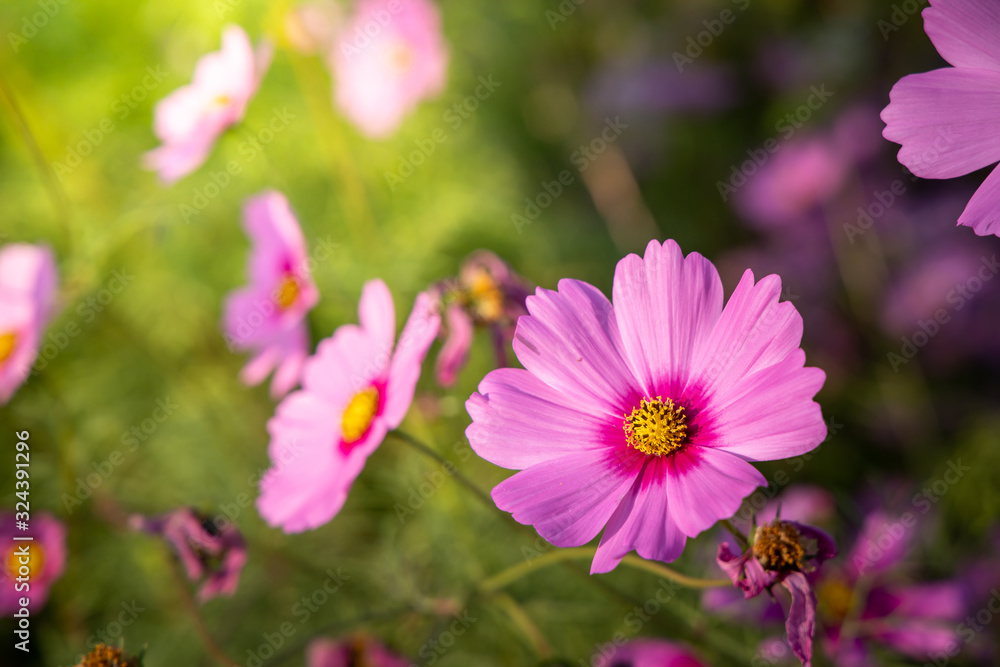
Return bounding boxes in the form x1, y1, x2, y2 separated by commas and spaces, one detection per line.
1, 0, 998, 665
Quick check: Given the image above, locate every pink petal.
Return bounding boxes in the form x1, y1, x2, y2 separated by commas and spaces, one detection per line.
358, 279, 396, 358
846, 511, 911, 578
612, 239, 723, 397
924, 0, 1000, 72
882, 68, 1000, 179
664, 447, 766, 537
592, 457, 686, 573
782, 571, 817, 667
383, 291, 440, 426
435, 303, 473, 387
304, 325, 386, 405
512, 279, 636, 417
700, 350, 827, 461
958, 162, 1000, 236
466, 368, 617, 469
492, 448, 644, 549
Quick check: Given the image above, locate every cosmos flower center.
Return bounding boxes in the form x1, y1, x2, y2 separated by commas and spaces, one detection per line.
817, 577, 854, 621
0, 332, 18, 365
466, 268, 504, 323
623, 396, 688, 456
76, 644, 141, 667
342, 387, 379, 444
753, 521, 805, 572
274, 274, 300, 310
6, 543, 45, 580
387, 41, 414, 72
213, 94, 232, 107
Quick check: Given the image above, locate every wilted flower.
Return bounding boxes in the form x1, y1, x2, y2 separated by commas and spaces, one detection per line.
0, 512, 66, 615
307, 634, 409, 667
594, 638, 710, 667
433, 250, 530, 387
718, 519, 837, 666
467, 239, 827, 574
129, 507, 247, 602
257, 280, 440, 532
144, 26, 271, 184
73, 644, 142, 667
881, 0, 1000, 235
0, 244, 58, 405
223, 190, 320, 398
331, 0, 448, 137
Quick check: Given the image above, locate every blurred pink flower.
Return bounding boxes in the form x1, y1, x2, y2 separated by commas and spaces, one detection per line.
307, 635, 409, 667
0, 244, 58, 405
819, 511, 968, 665
433, 250, 530, 387
144, 26, 271, 184
466, 240, 827, 574
257, 280, 440, 532
594, 638, 710, 667
0, 512, 66, 615
129, 507, 247, 602
881, 0, 1000, 235
734, 137, 850, 231
718, 520, 837, 666
331, 0, 448, 138
224, 190, 320, 399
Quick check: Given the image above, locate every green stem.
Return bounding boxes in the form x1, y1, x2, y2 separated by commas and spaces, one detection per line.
387, 429, 495, 510
479, 546, 729, 595
721, 519, 750, 550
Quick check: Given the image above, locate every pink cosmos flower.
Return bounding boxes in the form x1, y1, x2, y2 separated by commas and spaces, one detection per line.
129, 507, 247, 603
224, 191, 320, 399
433, 250, 530, 387
466, 239, 827, 574
818, 511, 967, 666
257, 280, 441, 532
307, 635, 409, 667
718, 520, 837, 667
0, 512, 66, 615
0, 244, 58, 405
331, 0, 448, 138
881, 0, 1000, 236
594, 638, 710, 667
145, 26, 271, 184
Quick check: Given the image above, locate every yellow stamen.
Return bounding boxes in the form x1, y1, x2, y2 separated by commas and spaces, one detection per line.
274, 275, 300, 310
342, 387, 379, 444
753, 521, 805, 572
623, 396, 688, 456
75, 644, 141, 667
387, 41, 413, 72
6, 543, 44, 580
213, 94, 231, 107
0, 332, 17, 365
817, 577, 855, 621
466, 268, 504, 323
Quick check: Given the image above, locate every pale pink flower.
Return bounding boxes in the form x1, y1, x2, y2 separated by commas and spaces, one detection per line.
224, 191, 320, 398
307, 635, 409, 667
257, 280, 440, 532
145, 26, 271, 184
0, 512, 66, 615
0, 244, 58, 405
467, 240, 827, 574
331, 0, 448, 138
